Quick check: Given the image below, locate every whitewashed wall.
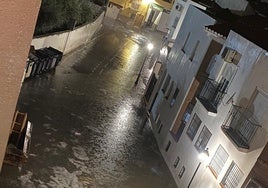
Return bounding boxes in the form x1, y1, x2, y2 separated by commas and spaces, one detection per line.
168, 0, 206, 40
31, 12, 104, 54
156, 5, 216, 141
170, 31, 268, 188
156, 12, 169, 33
148, 6, 217, 187
105, 4, 120, 19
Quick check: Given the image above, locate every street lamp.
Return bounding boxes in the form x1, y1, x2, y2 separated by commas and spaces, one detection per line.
134, 42, 154, 85
187, 148, 209, 188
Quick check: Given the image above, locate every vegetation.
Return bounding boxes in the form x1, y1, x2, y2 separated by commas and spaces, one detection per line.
34, 0, 103, 36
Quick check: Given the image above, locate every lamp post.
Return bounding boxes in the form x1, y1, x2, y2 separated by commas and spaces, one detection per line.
134, 43, 154, 85
63, 20, 77, 54
187, 148, 209, 188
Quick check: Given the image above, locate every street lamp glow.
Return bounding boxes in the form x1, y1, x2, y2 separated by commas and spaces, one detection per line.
134, 43, 154, 85
147, 43, 154, 51
198, 148, 209, 161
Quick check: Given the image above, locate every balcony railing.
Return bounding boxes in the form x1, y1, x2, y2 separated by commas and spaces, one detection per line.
197, 79, 227, 114
222, 105, 261, 150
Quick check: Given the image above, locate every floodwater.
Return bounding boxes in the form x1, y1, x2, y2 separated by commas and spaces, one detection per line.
0, 18, 177, 188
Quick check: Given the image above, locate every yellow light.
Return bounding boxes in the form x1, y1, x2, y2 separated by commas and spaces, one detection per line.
142, 0, 154, 5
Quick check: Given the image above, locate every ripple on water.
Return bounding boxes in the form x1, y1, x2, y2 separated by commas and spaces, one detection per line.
47, 167, 83, 188
72, 146, 89, 161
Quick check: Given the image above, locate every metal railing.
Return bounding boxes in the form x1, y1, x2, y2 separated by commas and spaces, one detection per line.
198, 79, 227, 111
222, 105, 261, 149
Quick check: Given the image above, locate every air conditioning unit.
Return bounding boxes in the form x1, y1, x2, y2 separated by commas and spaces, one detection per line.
222, 47, 237, 63
245, 179, 263, 188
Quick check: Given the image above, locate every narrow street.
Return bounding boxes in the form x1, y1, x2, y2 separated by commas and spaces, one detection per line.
0, 18, 177, 188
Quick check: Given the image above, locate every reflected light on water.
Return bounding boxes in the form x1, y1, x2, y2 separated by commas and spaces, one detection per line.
103, 101, 133, 151
121, 41, 140, 72
113, 102, 132, 137
109, 38, 142, 95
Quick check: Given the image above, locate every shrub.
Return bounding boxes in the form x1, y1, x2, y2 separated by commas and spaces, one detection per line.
34, 0, 103, 36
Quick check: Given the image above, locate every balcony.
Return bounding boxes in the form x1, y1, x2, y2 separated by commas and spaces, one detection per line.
197, 79, 227, 114
222, 105, 261, 150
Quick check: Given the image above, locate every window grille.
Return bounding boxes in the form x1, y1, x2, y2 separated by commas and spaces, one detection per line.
221, 161, 243, 188
209, 145, 229, 177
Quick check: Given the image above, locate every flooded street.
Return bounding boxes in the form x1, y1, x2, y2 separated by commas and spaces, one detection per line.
0, 18, 177, 188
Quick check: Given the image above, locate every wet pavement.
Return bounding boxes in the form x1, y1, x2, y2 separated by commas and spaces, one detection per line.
0, 17, 177, 188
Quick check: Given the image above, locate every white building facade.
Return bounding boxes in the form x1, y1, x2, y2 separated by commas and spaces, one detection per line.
172, 30, 268, 188
144, 2, 268, 188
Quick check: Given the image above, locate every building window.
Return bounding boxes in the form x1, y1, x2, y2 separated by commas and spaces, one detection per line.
173, 156, 180, 168
145, 73, 157, 102
221, 161, 244, 188
182, 32, 190, 53
162, 74, 171, 94
178, 166, 185, 178
165, 141, 171, 152
186, 114, 201, 140
195, 126, 212, 152
158, 123, 163, 133
189, 40, 200, 61
173, 102, 195, 142
209, 145, 229, 178
156, 116, 163, 133
155, 113, 160, 121
165, 81, 174, 99
172, 17, 179, 28
170, 88, 180, 107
